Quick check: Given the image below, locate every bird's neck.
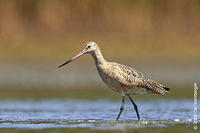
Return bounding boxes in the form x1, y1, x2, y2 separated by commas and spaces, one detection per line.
91, 48, 106, 65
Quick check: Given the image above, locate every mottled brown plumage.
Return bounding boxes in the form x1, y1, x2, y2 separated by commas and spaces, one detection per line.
89, 42, 169, 95
58, 41, 170, 121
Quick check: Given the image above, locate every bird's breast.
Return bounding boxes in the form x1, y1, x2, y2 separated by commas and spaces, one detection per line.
96, 64, 122, 92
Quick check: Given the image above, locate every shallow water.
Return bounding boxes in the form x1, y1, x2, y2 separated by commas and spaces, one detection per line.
0, 99, 197, 129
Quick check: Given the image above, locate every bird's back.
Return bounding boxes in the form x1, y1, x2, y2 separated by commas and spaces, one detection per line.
97, 62, 169, 95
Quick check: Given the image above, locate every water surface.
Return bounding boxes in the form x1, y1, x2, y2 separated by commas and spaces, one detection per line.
0, 99, 197, 129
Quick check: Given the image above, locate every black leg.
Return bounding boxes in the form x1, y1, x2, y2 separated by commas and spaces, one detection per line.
128, 95, 140, 121
116, 95, 125, 121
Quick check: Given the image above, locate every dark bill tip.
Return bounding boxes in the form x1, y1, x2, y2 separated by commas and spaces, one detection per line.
58, 59, 72, 68
58, 51, 84, 69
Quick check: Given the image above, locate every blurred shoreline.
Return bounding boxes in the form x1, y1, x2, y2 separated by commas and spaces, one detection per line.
0, 60, 199, 90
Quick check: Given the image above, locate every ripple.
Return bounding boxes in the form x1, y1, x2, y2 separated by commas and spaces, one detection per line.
0, 99, 198, 129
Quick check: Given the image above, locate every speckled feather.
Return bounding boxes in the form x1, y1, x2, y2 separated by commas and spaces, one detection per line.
89, 42, 169, 95
97, 62, 169, 95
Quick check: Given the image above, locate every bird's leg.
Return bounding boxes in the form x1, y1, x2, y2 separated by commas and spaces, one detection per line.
116, 95, 125, 121
128, 95, 140, 121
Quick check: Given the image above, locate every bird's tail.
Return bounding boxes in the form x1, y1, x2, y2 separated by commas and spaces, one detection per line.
146, 79, 170, 95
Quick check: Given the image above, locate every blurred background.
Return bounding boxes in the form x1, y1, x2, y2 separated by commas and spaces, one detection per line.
0, 0, 199, 99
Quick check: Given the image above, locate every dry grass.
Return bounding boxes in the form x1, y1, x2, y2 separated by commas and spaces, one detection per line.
0, 0, 200, 61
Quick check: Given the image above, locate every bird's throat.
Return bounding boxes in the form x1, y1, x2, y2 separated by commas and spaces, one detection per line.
91, 49, 106, 65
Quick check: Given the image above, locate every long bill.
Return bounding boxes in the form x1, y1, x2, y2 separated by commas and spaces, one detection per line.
58, 51, 84, 68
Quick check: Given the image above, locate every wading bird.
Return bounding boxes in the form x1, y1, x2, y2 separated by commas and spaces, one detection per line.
58, 42, 170, 121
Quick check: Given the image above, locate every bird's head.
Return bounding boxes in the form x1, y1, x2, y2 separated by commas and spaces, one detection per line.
82, 41, 98, 54
58, 41, 98, 68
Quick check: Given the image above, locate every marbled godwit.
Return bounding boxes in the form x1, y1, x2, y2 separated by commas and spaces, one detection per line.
58, 42, 170, 121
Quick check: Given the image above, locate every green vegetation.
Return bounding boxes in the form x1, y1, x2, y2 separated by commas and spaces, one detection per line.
0, 86, 193, 100
0, 124, 198, 133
